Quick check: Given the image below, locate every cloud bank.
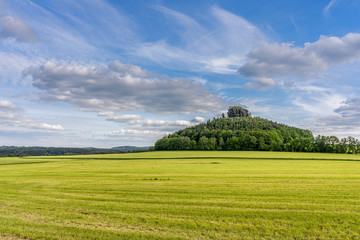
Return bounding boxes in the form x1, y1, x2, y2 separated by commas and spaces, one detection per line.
25, 61, 225, 115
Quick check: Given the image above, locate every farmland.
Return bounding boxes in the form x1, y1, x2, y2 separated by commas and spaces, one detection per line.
1, 151, 360, 239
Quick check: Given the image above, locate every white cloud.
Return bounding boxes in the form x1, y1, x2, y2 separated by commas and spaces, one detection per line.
0, 100, 21, 111
0, 16, 38, 42
244, 77, 275, 91
189, 77, 207, 85
191, 116, 206, 123
0, 99, 64, 131
40, 123, 64, 131
25, 61, 225, 115
239, 33, 360, 79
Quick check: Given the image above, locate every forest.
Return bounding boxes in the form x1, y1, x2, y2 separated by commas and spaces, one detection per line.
154, 106, 360, 154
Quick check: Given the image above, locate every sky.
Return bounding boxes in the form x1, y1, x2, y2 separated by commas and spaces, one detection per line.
1, 0, 360, 147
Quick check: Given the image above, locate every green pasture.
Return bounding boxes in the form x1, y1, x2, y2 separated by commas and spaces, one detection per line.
1, 151, 360, 239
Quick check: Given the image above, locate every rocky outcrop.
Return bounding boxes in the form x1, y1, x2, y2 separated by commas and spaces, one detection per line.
227, 106, 251, 118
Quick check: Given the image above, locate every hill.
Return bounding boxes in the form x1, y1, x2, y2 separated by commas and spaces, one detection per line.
154, 106, 314, 151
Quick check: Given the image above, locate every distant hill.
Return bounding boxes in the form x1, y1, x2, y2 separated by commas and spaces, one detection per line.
154, 106, 314, 151
111, 146, 149, 151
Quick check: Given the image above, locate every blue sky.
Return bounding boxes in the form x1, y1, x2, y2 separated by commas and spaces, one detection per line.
1, 0, 360, 147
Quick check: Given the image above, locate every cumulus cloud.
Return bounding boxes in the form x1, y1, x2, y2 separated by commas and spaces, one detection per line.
0, 99, 64, 131
39, 123, 64, 131
244, 77, 276, 91
306, 33, 360, 63
0, 16, 38, 42
239, 42, 327, 78
191, 116, 206, 123
239, 33, 360, 78
25, 61, 224, 115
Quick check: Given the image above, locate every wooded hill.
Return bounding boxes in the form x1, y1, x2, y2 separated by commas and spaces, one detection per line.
155, 117, 312, 151
154, 106, 360, 153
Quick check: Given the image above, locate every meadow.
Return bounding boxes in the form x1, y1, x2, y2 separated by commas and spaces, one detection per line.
1, 151, 360, 239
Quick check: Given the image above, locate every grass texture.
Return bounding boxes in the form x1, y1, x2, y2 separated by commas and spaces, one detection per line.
0, 151, 360, 239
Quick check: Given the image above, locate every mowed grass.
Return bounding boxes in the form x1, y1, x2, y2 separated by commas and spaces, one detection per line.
1, 152, 360, 239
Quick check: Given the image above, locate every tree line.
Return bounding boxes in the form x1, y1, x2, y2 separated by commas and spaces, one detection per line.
0, 146, 147, 157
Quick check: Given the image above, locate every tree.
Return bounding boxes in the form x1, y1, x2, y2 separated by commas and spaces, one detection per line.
218, 137, 224, 150
328, 136, 339, 153
198, 136, 209, 150
347, 136, 359, 154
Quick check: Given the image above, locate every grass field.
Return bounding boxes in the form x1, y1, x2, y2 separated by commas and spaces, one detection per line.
1, 151, 360, 239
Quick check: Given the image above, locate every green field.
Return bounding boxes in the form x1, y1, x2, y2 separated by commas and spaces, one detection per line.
1, 151, 360, 239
